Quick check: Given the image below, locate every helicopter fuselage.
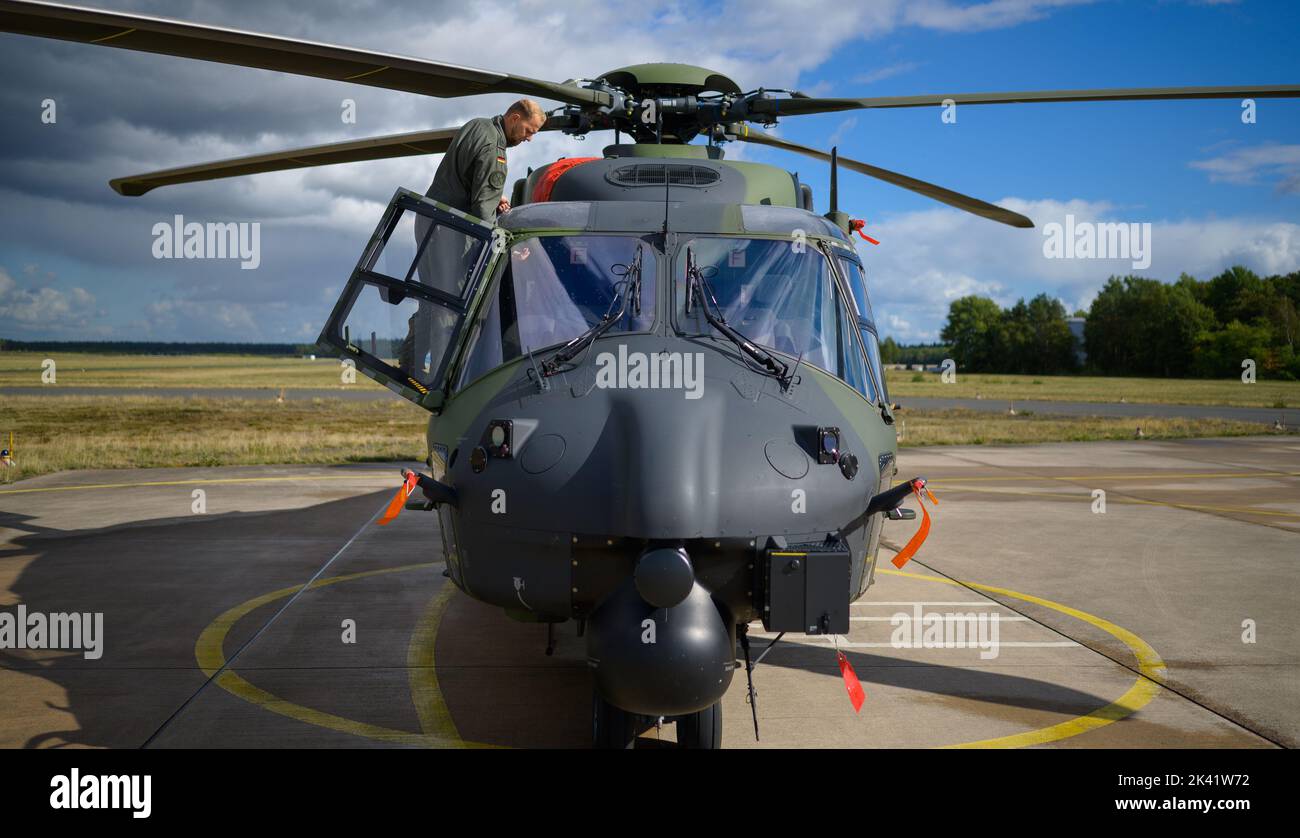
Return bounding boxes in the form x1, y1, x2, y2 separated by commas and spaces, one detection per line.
321, 146, 901, 718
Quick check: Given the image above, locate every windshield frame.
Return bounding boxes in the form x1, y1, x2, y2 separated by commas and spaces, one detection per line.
670, 233, 876, 399
448, 231, 663, 394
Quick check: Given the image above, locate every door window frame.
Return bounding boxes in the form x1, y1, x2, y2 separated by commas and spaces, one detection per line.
318, 188, 499, 410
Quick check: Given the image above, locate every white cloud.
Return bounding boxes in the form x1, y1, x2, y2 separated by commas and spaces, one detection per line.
1190, 143, 1300, 194
902, 0, 1095, 33
826, 118, 859, 148
0, 267, 102, 335
862, 198, 1300, 341
852, 62, 923, 86
1, 0, 1271, 345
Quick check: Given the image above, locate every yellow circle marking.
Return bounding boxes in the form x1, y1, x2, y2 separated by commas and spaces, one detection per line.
879, 567, 1167, 748
197, 563, 1165, 749
194, 562, 477, 748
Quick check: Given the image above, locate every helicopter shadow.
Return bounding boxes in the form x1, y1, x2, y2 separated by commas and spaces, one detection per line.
0, 488, 396, 749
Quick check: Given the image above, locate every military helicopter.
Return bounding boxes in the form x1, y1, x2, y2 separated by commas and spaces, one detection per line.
4, 0, 1297, 748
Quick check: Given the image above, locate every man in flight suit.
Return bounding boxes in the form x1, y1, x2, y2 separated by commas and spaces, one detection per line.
426, 98, 548, 221
400, 99, 547, 380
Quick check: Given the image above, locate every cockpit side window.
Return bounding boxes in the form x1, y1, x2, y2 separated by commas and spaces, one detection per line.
836, 256, 874, 326
833, 253, 888, 404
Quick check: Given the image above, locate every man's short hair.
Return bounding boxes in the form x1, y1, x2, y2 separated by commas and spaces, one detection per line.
505, 99, 546, 123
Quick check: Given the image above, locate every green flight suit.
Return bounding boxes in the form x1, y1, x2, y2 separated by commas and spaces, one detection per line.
425, 114, 509, 223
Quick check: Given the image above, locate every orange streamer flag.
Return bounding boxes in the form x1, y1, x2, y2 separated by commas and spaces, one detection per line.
849, 218, 880, 245
837, 650, 866, 713
890, 478, 938, 569
378, 470, 420, 526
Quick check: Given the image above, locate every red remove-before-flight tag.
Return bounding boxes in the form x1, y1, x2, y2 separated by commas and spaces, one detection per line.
837, 650, 866, 713
378, 470, 419, 526
849, 218, 880, 245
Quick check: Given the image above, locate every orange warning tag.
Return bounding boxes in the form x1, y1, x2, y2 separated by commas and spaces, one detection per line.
378, 470, 420, 526
837, 650, 866, 712
891, 478, 938, 569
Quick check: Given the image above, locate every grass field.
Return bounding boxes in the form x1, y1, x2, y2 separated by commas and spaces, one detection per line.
885, 369, 1298, 409
0, 395, 427, 485
2, 352, 1296, 408
1, 395, 1291, 486
891, 408, 1287, 446
0, 351, 370, 390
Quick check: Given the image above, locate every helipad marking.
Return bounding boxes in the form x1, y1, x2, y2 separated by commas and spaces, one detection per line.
406, 583, 463, 742
879, 568, 1167, 749
197, 563, 1166, 749
194, 562, 476, 747
849, 615, 1031, 622
750, 637, 1079, 648
855, 601, 1002, 606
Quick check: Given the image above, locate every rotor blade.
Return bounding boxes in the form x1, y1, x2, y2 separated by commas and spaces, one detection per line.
112, 126, 454, 196
0, 0, 608, 107
731, 126, 1033, 229
112, 113, 576, 195
755, 85, 1300, 117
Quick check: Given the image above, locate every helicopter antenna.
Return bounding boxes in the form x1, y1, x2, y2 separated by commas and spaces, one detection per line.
830, 146, 838, 215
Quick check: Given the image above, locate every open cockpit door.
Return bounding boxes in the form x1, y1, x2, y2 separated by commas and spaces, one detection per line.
319, 188, 499, 410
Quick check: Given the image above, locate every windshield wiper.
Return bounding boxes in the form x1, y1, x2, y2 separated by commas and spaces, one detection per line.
540, 243, 642, 377
685, 246, 789, 381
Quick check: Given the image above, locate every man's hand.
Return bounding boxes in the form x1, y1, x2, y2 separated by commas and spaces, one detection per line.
497, 198, 511, 215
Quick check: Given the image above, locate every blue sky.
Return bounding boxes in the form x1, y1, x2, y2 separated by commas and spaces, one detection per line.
0, 0, 1296, 343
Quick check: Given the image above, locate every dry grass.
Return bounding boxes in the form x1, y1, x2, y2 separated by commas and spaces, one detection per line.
0, 351, 374, 390
0, 395, 428, 485
893, 408, 1293, 447
2, 395, 1292, 486
5, 351, 1295, 409
886, 370, 1299, 409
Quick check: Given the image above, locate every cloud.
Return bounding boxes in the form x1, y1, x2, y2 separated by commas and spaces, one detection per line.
0, 267, 103, 336
852, 62, 923, 86
1190, 143, 1300, 194
862, 198, 1300, 341
0, 0, 1276, 345
826, 117, 859, 147
901, 0, 1095, 32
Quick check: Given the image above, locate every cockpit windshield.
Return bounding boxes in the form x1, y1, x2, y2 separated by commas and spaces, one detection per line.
456, 235, 657, 388
675, 237, 863, 385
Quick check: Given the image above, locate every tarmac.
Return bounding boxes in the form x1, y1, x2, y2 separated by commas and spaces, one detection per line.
0, 435, 1295, 748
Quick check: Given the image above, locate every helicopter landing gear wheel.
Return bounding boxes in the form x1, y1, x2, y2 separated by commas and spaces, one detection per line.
592, 692, 638, 749
676, 701, 722, 749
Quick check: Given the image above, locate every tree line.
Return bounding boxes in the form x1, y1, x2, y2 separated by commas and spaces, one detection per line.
935, 266, 1299, 379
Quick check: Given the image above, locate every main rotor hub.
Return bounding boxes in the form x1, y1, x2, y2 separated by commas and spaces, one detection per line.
554, 63, 780, 144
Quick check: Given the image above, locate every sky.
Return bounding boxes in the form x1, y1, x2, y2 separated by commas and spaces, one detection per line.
0, 0, 1297, 344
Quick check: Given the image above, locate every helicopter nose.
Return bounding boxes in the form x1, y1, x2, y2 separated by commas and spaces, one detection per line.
634, 546, 694, 608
